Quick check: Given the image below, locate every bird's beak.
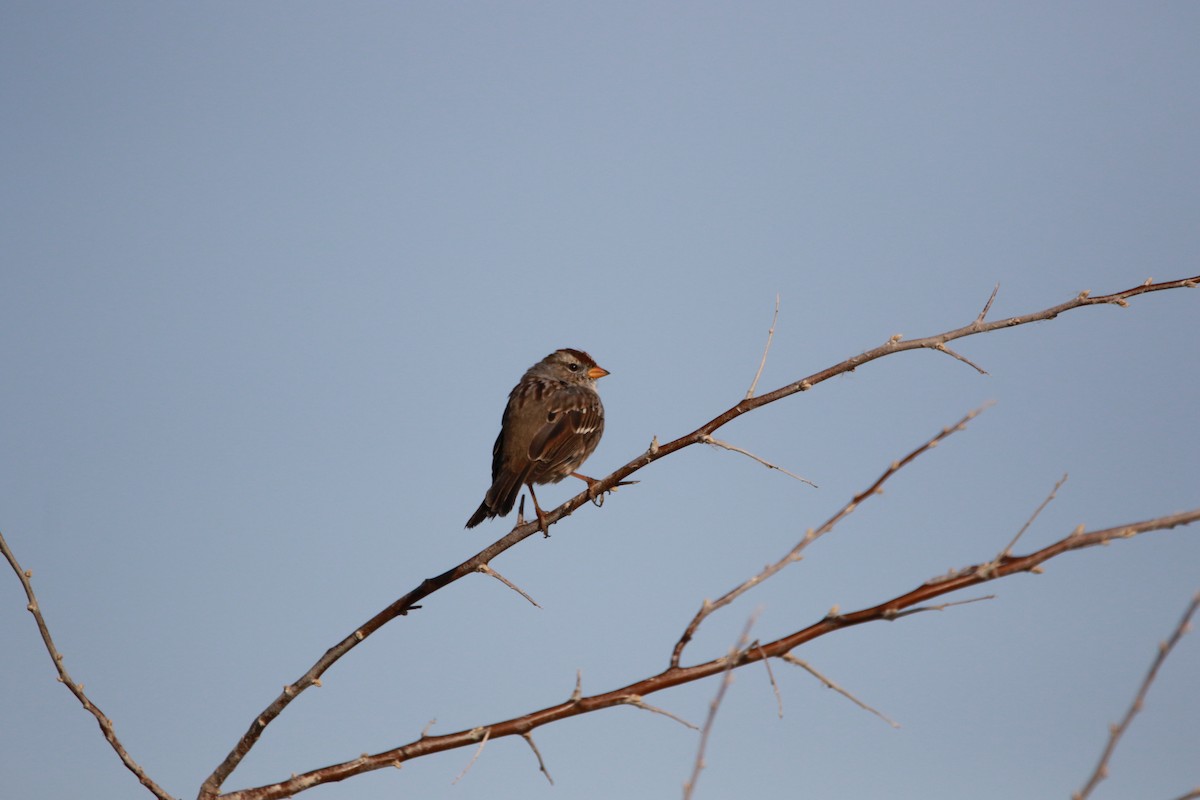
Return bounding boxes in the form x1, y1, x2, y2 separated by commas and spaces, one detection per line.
588, 366, 610, 380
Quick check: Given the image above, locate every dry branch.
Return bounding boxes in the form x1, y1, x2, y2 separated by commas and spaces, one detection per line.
178, 274, 1200, 797
683, 613, 759, 800
2, 276, 1195, 800
1073, 592, 1200, 800
0, 532, 178, 800
217, 506, 1199, 800
673, 404, 989, 667
780, 654, 900, 728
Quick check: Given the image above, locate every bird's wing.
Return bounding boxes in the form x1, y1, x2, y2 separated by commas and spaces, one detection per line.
527, 384, 604, 470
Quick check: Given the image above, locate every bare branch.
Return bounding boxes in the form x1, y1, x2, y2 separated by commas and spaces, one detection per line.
476, 563, 541, 608
683, 614, 758, 800
780, 654, 900, 728
0, 531, 178, 800
746, 293, 780, 399
672, 404, 991, 668
196, 275, 1199, 798
1073, 592, 1200, 800
216, 507, 1199, 800
702, 434, 817, 487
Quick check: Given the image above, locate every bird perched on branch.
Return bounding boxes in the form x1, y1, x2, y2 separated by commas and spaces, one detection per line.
466, 348, 608, 532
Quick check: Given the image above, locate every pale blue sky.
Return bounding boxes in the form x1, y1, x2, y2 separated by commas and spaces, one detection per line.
2, 4, 1198, 800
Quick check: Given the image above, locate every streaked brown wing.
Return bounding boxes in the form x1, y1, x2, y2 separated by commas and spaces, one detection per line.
527, 385, 604, 478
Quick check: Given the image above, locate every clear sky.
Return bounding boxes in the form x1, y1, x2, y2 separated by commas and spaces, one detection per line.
2, 4, 1198, 800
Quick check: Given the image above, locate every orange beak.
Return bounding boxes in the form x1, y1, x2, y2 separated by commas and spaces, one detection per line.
588, 365, 610, 380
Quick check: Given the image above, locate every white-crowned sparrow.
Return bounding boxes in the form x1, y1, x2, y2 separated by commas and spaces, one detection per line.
466, 348, 608, 531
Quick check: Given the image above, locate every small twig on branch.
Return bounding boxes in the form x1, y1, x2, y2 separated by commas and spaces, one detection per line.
702, 434, 817, 487
521, 733, 554, 785
1073, 591, 1200, 800
757, 643, 784, 718
884, 594, 995, 620
1000, 473, 1068, 558
622, 696, 698, 730
746, 293, 780, 399
780, 654, 900, 729
476, 563, 541, 608
672, 404, 991, 668
976, 283, 1000, 322
684, 614, 759, 800
450, 728, 490, 785
0, 531, 177, 800
933, 341, 988, 374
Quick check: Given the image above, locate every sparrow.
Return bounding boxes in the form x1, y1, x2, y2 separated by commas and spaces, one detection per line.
466, 348, 608, 531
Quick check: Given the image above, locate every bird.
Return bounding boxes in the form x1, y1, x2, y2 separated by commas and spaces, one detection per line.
466, 348, 608, 532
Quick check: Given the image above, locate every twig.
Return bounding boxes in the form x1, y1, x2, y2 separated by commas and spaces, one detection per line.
885, 594, 995, 620
780, 654, 900, 729
1073, 592, 1200, 800
758, 643, 784, 719
476, 563, 541, 608
450, 728, 490, 785
621, 696, 698, 730
933, 341, 988, 374
702, 434, 817, 487
672, 404, 991, 668
684, 613, 759, 800
976, 283, 1000, 322
0, 531, 177, 800
521, 733, 554, 785
1000, 473, 1068, 557
746, 293, 780, 399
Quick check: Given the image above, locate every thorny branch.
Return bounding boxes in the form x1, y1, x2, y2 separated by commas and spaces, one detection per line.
0, 276, 1195, 800
217, 505, 1200, 800
0, 532, 177, 800
673, 404, 989, 668
196, 275, 1197, 797
683, 613, 759, 800
1073, 592, 1200, 800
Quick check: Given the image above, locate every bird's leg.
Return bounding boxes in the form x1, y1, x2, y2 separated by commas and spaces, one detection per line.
526, 484, 550, 536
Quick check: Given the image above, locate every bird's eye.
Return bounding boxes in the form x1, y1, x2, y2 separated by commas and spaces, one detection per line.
567, 362, 580, 372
